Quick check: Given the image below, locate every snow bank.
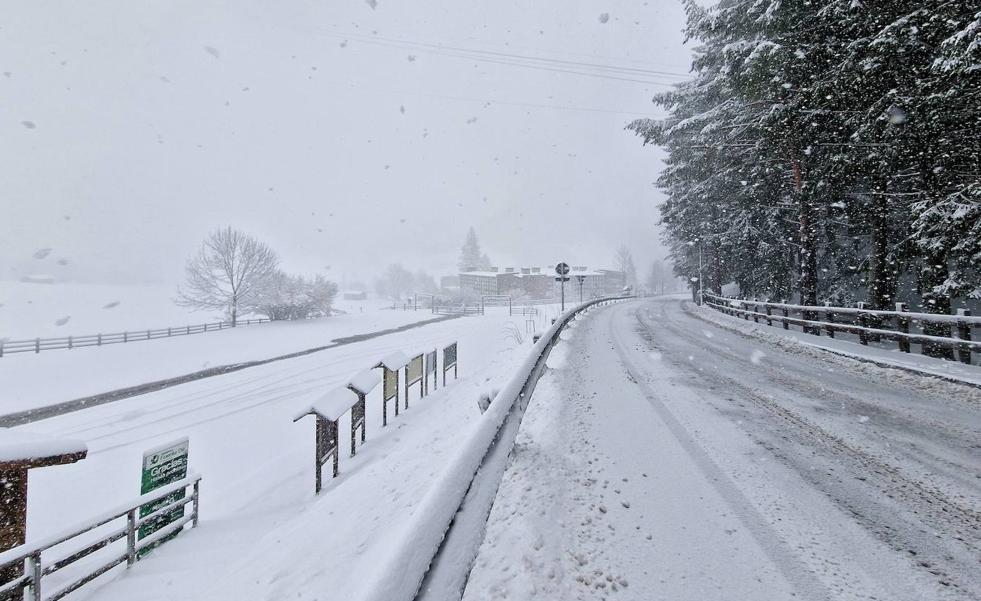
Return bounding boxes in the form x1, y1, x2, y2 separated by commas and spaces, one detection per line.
691, 302, 981, 391
359, 299, 620, 601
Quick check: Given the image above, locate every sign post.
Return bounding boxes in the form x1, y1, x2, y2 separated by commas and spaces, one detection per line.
555, 262, 570, 312
139, 438, 189, 553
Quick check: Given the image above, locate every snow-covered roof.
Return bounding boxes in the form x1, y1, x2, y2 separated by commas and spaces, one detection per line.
348, 369, 379, 395
376, 351, 409, 371
0, 429, 87, 464
459, 271, 501, 278
294, 387, 360, 422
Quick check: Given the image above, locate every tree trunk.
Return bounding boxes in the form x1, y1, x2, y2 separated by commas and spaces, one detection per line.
231, 303, 238, 327
920, 250, 953, 359
798, 188, 819, 326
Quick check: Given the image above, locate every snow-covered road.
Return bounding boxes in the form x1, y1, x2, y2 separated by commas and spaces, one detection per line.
465, 297, 981, 600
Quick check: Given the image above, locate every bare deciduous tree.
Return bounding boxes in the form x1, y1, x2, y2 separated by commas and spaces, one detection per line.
176, 227, 279, 326
614, 245, 637, 289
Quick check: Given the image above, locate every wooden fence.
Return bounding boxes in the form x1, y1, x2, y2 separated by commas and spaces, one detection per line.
702, 293, 980, 364
0, 318, 271, 358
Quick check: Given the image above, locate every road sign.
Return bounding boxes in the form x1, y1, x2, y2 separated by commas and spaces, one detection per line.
555, 262, 570, 311
139, 438, 189, 549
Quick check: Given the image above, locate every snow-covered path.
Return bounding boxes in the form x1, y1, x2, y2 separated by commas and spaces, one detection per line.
464, 297, 981, 601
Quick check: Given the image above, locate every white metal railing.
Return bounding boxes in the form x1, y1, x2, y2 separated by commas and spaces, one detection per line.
702, 293, 979, 364
0, 475, 201, 601
0, 318, 272, 357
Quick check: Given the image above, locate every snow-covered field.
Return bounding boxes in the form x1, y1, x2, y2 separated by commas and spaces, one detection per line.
465, 297, 981, 600
17, 308, 536, 600
0, 296, 463, 416
0, 279, 397, 340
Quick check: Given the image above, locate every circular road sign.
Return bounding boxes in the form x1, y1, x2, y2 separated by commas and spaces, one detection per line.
555, 262, 570, 276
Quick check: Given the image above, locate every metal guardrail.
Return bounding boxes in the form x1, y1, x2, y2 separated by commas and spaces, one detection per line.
361, 296, 633, 601
0, 319, 272, 357
0, 475, 201, 601
702, 293, 979, 364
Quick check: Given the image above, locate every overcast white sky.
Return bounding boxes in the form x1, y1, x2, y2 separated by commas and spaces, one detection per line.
1, 0, 692, 286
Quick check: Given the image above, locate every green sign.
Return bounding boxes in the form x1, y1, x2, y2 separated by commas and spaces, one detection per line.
139, 438, 189, 549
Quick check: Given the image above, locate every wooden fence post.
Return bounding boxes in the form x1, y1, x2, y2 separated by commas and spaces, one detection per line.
896, 303, 910, 353
856, 302, 869, 345
957, 309, 972, 364
823, 302, 835, 338
781, 301, 789, 330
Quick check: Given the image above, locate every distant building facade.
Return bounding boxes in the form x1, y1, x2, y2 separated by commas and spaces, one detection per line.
458, 265, 625, 300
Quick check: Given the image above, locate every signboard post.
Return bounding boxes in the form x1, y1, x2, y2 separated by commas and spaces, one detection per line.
575, 274, 586, 302
139, 438, 189, 553
555, 262, 570, 312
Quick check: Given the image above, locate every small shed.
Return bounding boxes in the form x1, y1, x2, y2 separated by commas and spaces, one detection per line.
0, 430, 87, 583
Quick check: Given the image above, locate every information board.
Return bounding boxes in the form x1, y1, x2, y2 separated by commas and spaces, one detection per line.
383, 367, 398, 401
407, 354, 424, 384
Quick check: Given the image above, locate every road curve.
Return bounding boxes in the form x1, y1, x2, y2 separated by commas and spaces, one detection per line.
463, 297, 980, 601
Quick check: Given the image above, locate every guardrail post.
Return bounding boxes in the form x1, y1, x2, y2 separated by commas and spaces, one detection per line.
823, 302, 835, 338
146, 329, 151, 340
168, 328, 172, 337
68, 336, 73, 349
123, 332, 128, 343
856, 302, 869, 345
752, 300, 759, 323
126, 509, 137, 566
98, 333, 102, 346
781, 301, 789, 330
957, 309, 972, 364
0, 341, 4, 358
186, 326, 191, 335
30, 551, 42, 601
896, 303, 910, 352
35, 338, 40, 353
764, 305, 772, 326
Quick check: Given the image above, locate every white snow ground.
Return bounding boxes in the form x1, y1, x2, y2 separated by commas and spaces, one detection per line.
15, 308, 538, 600
0, 301, 469, 415
464, 297, 980, 601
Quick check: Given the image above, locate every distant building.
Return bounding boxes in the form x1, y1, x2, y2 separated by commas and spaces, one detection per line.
458, 266, 623, 300
439, 275, 460, 291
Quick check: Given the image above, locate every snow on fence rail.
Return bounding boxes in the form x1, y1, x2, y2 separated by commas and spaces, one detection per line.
0, 318, 271, 357
362, 296, 632, 601
0, 474, 201, 601
702, 293, 980, 364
